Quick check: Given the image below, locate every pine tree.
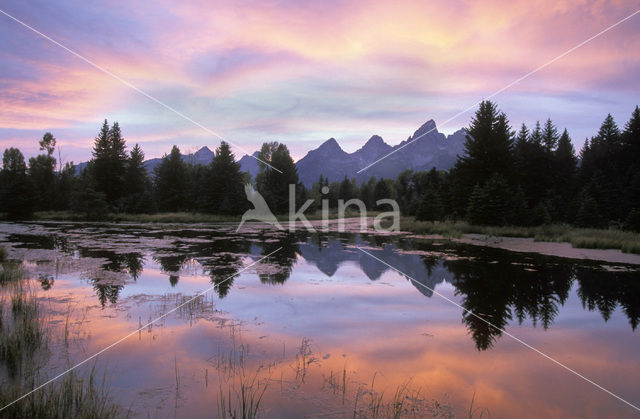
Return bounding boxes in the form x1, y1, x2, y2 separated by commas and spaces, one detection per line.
575, 189, 604, 228
466, 174, 522, 226
416, 186, 442, 221
359, 178, 376, 210
108, 123, 127, 163
123, 143, 151, 213
515, 123, 529, 154
154, 146, 187, 212
530, 121, 543, 146
373, 178, 392, 208
94, 121, 110, 152
459, 101, 515, 181
89, 119, 128, 207
542, 118, 559, 152
622, 106, 640, 157
453, 101, 515, 220
395, 170, 415, 213
338, 176, 355, 201
454, 101, 515, 209
621, 106, 640, 218
255, 142, 299, 214
552, 129, 578, 220
594, 114, 621, 147
107, 121, 128, 204
538, 119, 560, 212
205, 141, 246, 214
580, 114, 623, 222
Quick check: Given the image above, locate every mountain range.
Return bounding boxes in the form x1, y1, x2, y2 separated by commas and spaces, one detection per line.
76, 119, 467, 186
294, 119, 466, 186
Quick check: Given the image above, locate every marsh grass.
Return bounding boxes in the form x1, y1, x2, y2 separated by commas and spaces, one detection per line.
217, 370, 269, 419
321, 372, 455, 418
211, 327, 271, 419
0, 282, 45, 379
294, 337, 315, 383
0, 265, 123, 418
398, 217, 640, 254
534, 227, 640, 254
0, 263, 24, 285
0, 367, 123, 419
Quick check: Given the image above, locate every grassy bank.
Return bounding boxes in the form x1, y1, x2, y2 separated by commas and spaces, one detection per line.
25, 210, 375, 224
398, 218, 640, 254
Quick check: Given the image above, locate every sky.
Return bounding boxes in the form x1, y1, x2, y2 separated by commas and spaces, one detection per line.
0, 0, 639, 165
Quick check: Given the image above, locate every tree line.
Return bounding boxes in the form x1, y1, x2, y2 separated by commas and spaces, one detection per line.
1, 101, 639, 231
0, 119, 301, 219
409, 101, 640, 230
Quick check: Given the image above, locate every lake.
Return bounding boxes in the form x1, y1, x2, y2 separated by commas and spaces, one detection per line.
0, 221, 639, 418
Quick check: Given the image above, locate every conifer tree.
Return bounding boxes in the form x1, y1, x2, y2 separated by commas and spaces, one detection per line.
205, 141, 246, 214
123, 143, 151, 212
515, 123, 529, 153
530, 121, 543, 145
542, 118, 559, 152
622, 106, 640, 157
552, 129, 578, 220
457, 101, 515, 183
255, 142, 299, 214
89, 119, 128, 207
580, 114, 622, 221
373, 178, 392, 208
338, 176, 355, 201
154, 146, 187, 212
416, 185, 442, 221
453, 100, 515, 217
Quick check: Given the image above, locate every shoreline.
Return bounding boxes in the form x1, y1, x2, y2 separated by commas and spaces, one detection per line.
454, 234, 640, 266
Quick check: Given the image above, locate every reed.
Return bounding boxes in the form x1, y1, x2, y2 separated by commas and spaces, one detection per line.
0, 270, 123, 418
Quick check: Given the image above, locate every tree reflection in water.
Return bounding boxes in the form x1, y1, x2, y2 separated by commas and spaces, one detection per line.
28, 229, 639, 348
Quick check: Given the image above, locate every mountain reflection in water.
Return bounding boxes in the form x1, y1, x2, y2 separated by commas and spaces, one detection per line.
4, 224, 638, 352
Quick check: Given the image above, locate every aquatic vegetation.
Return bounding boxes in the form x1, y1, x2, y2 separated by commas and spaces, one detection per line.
0, 368, 123, 419
0, 263, 24, 285
213, 329, 269, 419
217, 370, 269, 419
0, 273, 123, 418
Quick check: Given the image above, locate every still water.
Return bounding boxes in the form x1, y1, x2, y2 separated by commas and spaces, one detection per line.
0, 222, 639, 418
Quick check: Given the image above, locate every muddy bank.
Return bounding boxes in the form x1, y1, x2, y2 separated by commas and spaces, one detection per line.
449, 234, 640, 265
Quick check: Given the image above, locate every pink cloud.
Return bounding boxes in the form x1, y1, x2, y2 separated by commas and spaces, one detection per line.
0, 0, 638, 161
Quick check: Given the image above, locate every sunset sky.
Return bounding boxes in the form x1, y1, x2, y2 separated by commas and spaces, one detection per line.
0, 0, 639, 165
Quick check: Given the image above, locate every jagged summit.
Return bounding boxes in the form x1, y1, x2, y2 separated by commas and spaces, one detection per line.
410, 119, 438, 139
360, 135, 389, 150
194, 146, 213, 156
295, 119, 466, 186
315, 138, 344, 153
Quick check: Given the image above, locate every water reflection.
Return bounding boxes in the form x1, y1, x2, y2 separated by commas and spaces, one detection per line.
577, 268, 640, 330
2, 224, 639, 351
